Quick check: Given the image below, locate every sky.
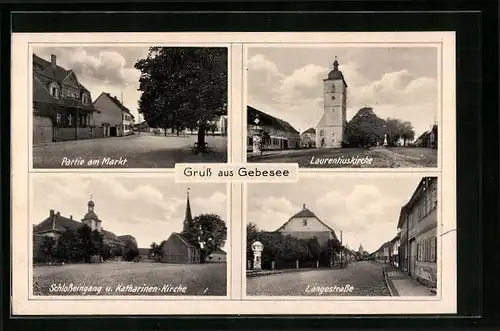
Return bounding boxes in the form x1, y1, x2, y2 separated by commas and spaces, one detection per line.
33, 46, 149, 122
31, 176, 228, 250
246, 175, 426, 253
247, 46, 439, 139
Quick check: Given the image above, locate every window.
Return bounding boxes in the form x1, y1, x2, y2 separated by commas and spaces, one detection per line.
417, 237, 437, 262
56, 113, 61, 124
330, 85, 335, 93
430, 237, 437, 262
319, 130, 324, 137
67, 114, 72, 126
50, 85, 59, 98
302, 219, 308, 226
82, 94, 89, 105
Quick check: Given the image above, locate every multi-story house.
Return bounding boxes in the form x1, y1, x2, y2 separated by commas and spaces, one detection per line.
397, 176, 438, 289
93, 92, 135, 137
33, 54, 98, 144
247, 106, 300, 151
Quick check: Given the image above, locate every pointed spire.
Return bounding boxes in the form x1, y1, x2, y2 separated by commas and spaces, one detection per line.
183, 188, 193, 232
333, 56, 339, 71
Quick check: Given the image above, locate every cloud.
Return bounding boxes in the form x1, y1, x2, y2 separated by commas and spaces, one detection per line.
247, 48, 438, 136
247, 177, 417, 253
33, 46, 147, 119
31, 177, 227, 248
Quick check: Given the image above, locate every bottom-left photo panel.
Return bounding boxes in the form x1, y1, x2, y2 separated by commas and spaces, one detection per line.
29, 174, 229, 297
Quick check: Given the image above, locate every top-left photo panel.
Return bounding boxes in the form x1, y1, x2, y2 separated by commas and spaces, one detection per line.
31, 46, 229, 169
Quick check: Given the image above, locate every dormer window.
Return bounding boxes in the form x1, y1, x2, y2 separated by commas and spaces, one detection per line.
82, 93, 90, 105
49, 83, 60, 99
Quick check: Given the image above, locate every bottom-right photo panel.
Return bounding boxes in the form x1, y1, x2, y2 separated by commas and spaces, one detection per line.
245, 175, 439, 298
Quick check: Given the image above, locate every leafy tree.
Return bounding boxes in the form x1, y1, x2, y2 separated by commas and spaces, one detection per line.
123, 240, 139, 261
400, 121, 415, 146
40, 236, 56, 262
101, 244, 111, 261
149, 242, 164, 260
77, 225, 93, 263
55, 229, 81, 262
346, 107, 386, 147
193, 214, 227, 263
91, 230, 104, 261
134, 47, 228, 151
208, 122, 218, 136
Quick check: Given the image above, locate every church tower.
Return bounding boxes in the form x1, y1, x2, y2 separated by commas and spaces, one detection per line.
81, 195, 102, 232
183, 188, 193, 232
315, 56, 348, 148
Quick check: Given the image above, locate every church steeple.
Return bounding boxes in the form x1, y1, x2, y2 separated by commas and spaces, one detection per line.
333, 56, 339, 71
88, 194, 94, 212
183, 188, 193, 232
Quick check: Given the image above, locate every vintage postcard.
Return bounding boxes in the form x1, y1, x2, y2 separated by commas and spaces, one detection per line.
30, 175, 229, 297
245, 174, 440, 298
245, 45, 441, 169
31, 46, 229, 169
12, 32, 455, 316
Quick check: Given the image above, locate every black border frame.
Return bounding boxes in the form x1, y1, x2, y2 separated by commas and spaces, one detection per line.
2, 1, 498, 329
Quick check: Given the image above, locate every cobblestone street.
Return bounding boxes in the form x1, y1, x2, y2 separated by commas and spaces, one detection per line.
246, 261, 391, 296
247, 146, 437, 168
33, 133, 228, 168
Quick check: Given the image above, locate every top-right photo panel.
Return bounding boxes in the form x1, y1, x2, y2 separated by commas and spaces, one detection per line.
245, 46, 440, 169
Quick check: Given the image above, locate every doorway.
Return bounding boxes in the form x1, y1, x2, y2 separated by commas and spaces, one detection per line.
110, 126, 117, 137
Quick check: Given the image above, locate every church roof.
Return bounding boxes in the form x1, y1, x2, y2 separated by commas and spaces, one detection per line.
82, 210, 100, 221
170, 232, 200, 249
325, 58, 348, 87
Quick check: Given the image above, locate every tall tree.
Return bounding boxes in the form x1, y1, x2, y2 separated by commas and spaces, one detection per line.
77, 225, 93, 263
40, 236, 56, 262
346, 107, 386, 147
183, 213, 227, 263
135, 47, 228, 152
400, 121, 415, 146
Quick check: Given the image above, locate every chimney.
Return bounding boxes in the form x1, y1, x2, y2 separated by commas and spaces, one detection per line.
51, 54, 56, 67
303, 204, 306, 210
56, 211, 60, 216
49, 209, 54, 217
70, 215, 73, 220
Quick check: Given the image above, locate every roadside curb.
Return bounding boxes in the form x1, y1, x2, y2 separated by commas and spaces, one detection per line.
246, 268, 318, 278
382, 267, 399, 297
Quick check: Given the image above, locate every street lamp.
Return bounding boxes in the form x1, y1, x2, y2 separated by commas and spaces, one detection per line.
251, 241, 264, 270
251, 115, 264, 156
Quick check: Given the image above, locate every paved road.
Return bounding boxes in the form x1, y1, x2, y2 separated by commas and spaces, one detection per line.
33, 261, 227, 296
246, 261, 390, 296
33, 133, 228, 168
247, 147, 437, 168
